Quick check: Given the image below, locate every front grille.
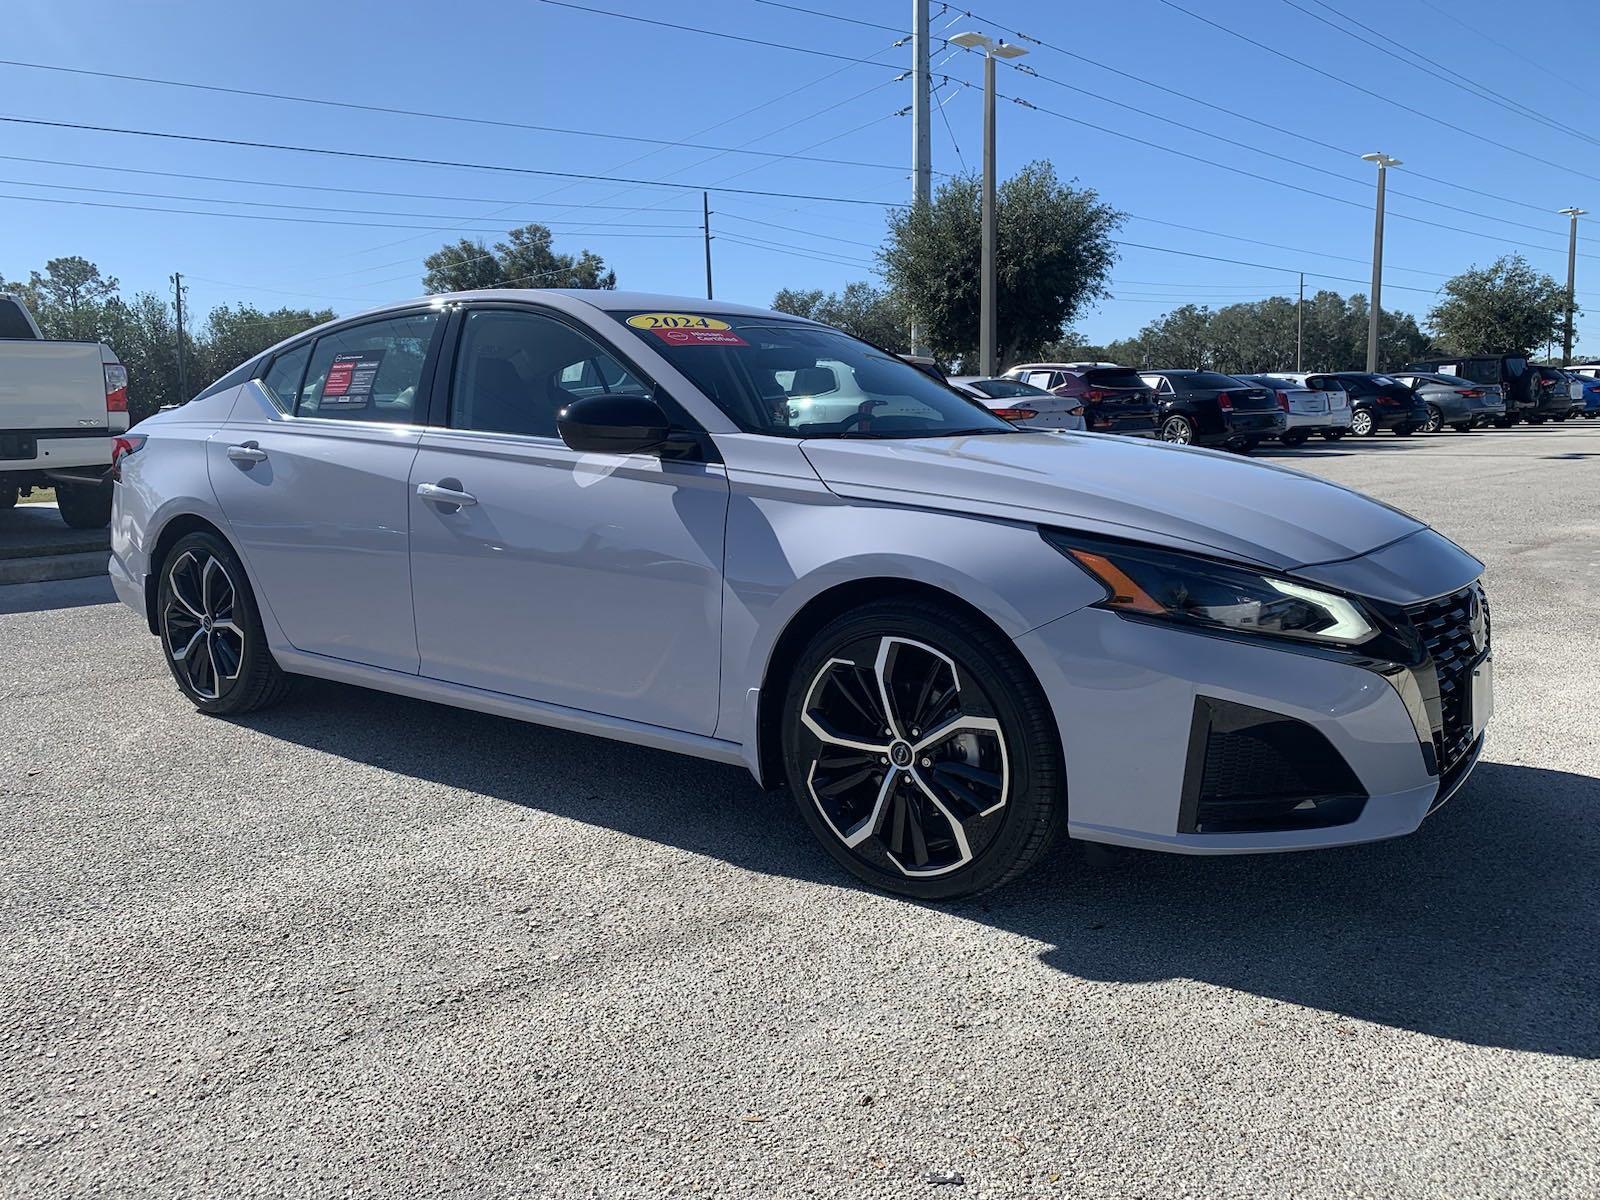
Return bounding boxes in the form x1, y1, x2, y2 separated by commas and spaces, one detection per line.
1408, 585, 1488, 774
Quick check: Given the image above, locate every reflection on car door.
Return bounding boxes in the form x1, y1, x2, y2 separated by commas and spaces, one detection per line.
407, 306, 731, 735
208, 310, 442, 673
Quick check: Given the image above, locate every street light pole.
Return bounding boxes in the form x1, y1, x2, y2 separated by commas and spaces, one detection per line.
949, 31, 1027, 377
1361, 152, 1400, 373
1296, 271, 1304, 372
1559, 207, 1586, 366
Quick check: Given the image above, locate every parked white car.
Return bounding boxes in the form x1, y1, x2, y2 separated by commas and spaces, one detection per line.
1255, 373, 1355, 443
1, 292, 129, 527
949, 376, 1087, 432
1239, 374, 1354, 445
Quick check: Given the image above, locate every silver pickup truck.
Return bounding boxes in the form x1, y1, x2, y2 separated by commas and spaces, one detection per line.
1, 292, 128, 528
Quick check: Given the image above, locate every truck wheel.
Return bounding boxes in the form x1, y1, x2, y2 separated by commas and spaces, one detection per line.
55, 481, 112, 529
0, 485, 17, 510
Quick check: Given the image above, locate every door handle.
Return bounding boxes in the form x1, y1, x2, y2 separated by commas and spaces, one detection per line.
226, 441, 267, 465
417, 481, 478, 509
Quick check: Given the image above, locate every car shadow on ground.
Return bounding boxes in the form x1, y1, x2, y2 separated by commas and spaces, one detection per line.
242, 679, 1598, 1060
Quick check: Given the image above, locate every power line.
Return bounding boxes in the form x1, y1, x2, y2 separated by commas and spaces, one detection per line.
1110, 239, 1442, 295
1279, 0, 1599, 150
1151, 0, 1600, 188
0, 58, 920, 173
0, 114, 903, 207
532, 0, 909, 68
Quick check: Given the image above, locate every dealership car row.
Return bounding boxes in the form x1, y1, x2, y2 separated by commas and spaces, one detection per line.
947, 351, 1600, 452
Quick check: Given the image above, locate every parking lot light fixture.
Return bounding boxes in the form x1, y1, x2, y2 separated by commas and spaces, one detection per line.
949, 31, 1028, 377
1361, 153, 1401, 372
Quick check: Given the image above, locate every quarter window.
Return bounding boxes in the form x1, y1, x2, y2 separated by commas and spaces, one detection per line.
297, 312, 439, 423
450, 309, 650, 438
260, 344, 311, 411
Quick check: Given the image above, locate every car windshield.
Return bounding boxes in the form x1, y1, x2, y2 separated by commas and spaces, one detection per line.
617, 312, 1012, 438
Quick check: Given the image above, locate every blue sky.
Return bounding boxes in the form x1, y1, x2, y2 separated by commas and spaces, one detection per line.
3, 0, 1597, 354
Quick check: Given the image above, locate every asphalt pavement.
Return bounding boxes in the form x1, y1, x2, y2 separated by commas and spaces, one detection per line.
2, 423, 1596, 1198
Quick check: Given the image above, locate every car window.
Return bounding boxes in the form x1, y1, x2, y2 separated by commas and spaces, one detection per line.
616, 312, 1010, 439
0, 296, 37, 339
193, 357, 259, 404
451, 308, 650, 439
260, 344, 311, 411
1024, 371, 1057, 389
297, 312, 438, 423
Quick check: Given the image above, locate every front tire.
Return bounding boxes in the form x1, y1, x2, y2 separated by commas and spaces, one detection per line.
780, 600, 1064, 899
1350, 407, 1376, 437
157, 531, 290, 715
55, 480, 111, 529
1422, 404, 1443, 433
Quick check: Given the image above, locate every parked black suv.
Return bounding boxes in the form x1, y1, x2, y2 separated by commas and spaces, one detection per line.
1330, 373, 1428, 436
1404, 354, 1570, 425
1137, 370, 1286, 452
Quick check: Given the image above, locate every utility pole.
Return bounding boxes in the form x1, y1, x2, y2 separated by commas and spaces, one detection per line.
1361, 153, 1400, 372
702, 192, 713, 301
170, 272, 188, 402
910, 0, 932, 355
1296, 272, 1304, 372
1559, 207, 1585, 365
950, 31, 1027, 377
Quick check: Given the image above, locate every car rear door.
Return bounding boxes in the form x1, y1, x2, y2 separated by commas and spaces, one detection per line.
207, 309, 443, 674
406, 304, 730, 735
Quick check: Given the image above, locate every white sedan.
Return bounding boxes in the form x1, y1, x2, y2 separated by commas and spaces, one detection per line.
950, 376, 1087, 431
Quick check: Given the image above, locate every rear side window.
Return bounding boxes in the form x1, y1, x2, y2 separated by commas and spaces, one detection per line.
298, 312, 439, 422
260, 344, 311, 411
193, 358, 259, 403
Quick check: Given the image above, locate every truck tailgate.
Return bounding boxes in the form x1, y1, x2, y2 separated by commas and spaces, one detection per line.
0, 341, 109, 431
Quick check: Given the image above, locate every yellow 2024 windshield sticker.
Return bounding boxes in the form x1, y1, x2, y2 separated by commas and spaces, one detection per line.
625, 313, 732, 331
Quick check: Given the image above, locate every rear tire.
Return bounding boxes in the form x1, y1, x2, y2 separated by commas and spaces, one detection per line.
780, 599, 1064, 900
1350, 407, 1376, 436
1159, 415, 1194, 445
1279, 429, 1310, 447
55, 480, 111, 529
157, 530, 291, 716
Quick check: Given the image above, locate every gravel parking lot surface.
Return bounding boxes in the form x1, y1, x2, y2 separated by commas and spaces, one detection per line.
3, 425, 1597, 1199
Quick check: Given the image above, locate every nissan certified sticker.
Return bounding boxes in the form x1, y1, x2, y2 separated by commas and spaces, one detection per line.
652, 327, 748, 347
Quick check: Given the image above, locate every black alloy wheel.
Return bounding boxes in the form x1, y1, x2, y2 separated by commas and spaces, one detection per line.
158, 531, 290, 715
781, 601, 1063, 899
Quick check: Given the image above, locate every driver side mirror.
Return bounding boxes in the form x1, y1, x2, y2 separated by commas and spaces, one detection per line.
557, 393, 670, 455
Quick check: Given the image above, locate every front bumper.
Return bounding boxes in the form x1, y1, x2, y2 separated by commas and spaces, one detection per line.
1015, 602, 1487, 854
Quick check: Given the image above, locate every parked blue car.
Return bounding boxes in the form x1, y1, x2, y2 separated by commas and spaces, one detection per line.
1566, 368, 1600, 418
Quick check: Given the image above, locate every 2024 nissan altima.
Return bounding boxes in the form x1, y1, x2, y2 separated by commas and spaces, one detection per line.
110, 291, 1494, 898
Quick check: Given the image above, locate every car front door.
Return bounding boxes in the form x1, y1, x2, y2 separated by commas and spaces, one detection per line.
407, 305, 730, 735
208, 310, 443, 674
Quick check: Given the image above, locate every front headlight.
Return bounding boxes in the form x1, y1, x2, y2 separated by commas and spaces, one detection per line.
1044, 533, 1376, 646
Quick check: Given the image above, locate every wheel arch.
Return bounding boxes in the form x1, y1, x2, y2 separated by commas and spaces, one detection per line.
751, 577, 1055, 791
141, 512, 238, 635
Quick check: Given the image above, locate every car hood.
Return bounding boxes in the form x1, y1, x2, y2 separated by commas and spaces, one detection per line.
799, 431, 1424, 571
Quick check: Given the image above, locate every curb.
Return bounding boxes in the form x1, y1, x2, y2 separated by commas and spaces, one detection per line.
0, 551, 111, 586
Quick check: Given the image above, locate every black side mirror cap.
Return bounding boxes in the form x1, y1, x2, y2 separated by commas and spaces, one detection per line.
556, 394, 671, 455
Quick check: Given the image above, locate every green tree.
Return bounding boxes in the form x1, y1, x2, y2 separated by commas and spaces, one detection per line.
772, 281, 908, 351
97, 292, 185, 422
22, 256, 120, 341
194, 303, 333, 391
1428, 254, 1570, 355
422, 224, 617, 292
880, 162, 1121, 369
